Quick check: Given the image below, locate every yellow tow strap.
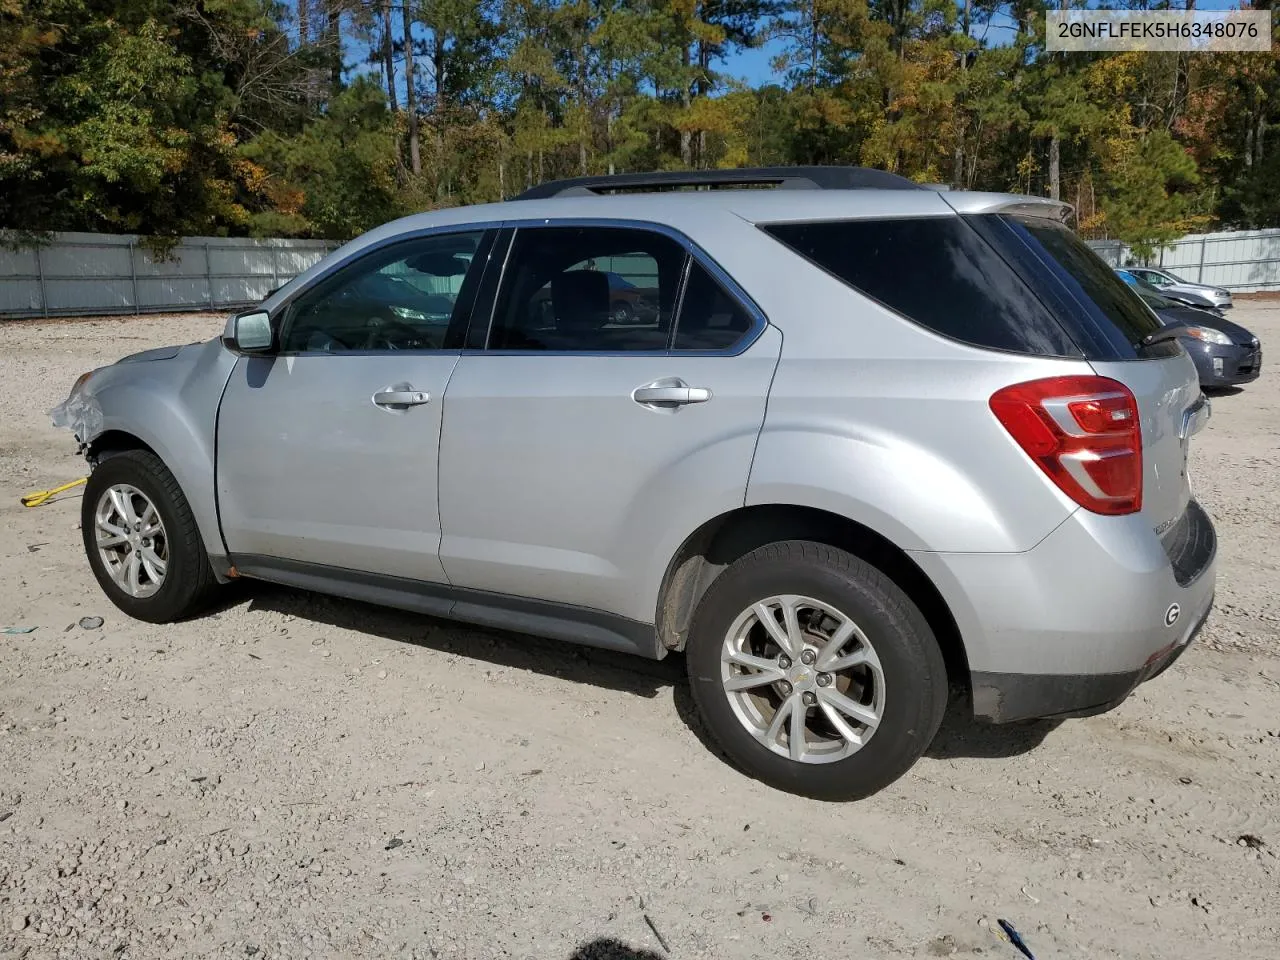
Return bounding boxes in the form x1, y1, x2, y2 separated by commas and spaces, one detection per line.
21, 477, 87, 508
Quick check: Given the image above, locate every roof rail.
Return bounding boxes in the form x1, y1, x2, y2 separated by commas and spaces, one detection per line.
513, 166, 925, 200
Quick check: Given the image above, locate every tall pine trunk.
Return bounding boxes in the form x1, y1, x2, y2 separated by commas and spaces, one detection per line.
809, 0, 819, 92
1048, 135, 1060, 200
680, 40, 692, 167
327, 0, 341, 90
433, 30, 446, 197
403, 0, 421, 175
952, 0, 970, 190
381, 0, 397, 110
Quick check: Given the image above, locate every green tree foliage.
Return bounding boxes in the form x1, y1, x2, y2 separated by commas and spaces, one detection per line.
1, 0, 1277, 254
239, 77, 403, 239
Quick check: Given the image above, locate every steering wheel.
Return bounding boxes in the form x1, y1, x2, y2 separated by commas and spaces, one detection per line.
360, 313, 432, 351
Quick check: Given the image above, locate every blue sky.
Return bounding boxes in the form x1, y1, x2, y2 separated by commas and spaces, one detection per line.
721, 0, 1250, 86
344, 0, 1253, 95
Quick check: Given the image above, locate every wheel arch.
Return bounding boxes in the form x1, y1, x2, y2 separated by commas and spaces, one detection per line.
86, 429, 156, 461
655, 503, 969, 691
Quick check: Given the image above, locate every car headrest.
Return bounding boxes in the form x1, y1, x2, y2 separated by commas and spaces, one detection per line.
551, 270, 610, 333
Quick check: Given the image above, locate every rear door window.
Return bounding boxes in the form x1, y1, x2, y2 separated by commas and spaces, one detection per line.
487, 226, 684, 352
762, 218, 1081, 357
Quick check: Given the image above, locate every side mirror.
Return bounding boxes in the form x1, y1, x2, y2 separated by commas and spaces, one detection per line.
223, 311, 273, 354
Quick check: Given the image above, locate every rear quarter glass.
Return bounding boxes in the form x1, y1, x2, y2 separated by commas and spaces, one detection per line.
762, 214, 1171, 363
761, 217, 1082, 358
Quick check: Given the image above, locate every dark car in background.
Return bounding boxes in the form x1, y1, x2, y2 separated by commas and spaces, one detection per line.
1119, 272, 1262, 389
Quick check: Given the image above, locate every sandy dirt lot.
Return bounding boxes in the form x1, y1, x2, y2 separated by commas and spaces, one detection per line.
1, 305, 1278, 960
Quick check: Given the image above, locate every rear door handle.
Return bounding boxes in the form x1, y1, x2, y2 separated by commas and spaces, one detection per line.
632, 379, 712, 407
373, 388, 430, 408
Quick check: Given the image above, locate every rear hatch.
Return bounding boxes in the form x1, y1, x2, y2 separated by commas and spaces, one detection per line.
760, 204, 1203, 538
972, 213, 1201, 535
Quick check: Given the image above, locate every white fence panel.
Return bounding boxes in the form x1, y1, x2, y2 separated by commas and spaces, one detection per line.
0, 232, 335, 319
1088, 227, 1280, 292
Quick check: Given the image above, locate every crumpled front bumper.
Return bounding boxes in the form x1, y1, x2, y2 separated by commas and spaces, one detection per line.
49, 386, 104, 451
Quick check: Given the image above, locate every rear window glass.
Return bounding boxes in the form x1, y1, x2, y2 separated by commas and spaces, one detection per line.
998, 215, 1160, 351
762, 218, 1079, 357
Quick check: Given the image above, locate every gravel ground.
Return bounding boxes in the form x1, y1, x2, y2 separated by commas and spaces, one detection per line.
1, 306, 1278, 960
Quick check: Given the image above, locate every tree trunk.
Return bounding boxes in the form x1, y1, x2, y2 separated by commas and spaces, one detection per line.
1048, 134, 1060, 200
299, 0, 310, 45
952, 0, 971, 190
327, 0, 341, 90
402, 0, 421, 175
381, 0, 397, 110
680, 41, 692, 166
695, 38, 710, 168
433, 30, 446, 198
606, 105, 615, 175
1257, 113, 1267, 166
809, 0, 819, 93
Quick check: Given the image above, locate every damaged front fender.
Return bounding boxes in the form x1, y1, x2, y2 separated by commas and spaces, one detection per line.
45, 337, 241, 566
50, 380, 105, 451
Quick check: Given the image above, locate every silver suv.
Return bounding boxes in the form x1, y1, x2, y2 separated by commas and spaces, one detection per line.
53, 167, 1217, 800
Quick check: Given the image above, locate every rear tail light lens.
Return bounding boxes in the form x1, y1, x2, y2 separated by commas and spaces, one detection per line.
990, 376, 1142, 515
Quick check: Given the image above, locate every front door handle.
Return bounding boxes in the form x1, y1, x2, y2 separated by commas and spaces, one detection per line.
372, 387, 430, 408
632, 379, 712, 408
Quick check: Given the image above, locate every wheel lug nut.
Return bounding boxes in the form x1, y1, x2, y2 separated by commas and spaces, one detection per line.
800, 649, 816, 665
801, 691, 817, 706
777, 656, 791, 670
816, 673, 832, 687
778, 680, 792, 696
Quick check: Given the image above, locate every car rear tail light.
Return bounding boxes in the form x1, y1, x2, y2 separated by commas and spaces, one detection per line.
989, 376, 1142, 515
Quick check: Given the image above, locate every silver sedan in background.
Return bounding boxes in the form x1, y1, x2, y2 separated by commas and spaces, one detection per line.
1125, 266, 1233, 310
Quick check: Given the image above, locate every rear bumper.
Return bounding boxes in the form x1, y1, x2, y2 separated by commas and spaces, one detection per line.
909, 499, 1217, 723
970, 591, 1211, 722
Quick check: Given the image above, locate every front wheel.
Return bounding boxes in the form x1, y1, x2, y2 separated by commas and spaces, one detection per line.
686, 540, 947, 801
81, 449, 219, 623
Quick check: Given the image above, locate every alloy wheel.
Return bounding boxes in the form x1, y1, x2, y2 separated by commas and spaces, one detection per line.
719, 594, 886, 764
94, 483, 168, 598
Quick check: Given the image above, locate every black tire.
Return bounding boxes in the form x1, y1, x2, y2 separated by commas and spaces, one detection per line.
686, 540, 947, 801
81, 449, 219, 623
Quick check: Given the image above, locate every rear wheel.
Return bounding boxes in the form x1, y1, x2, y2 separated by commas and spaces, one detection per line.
686, 540, 947, 800
81, 449, 219, 623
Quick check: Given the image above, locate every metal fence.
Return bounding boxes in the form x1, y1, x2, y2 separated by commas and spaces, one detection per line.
6, 225, 1278, 320
0, 232, 336, 319
1087, 227, 1280, 292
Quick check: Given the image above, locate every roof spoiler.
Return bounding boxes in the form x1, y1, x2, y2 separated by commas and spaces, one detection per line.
940, 191, 1074, 222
